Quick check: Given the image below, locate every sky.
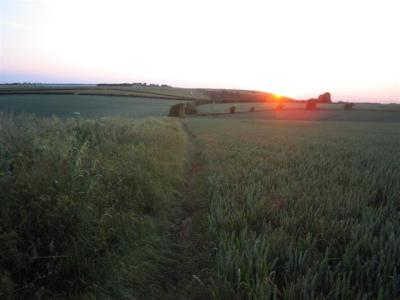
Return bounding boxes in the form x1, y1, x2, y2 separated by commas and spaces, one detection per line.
0, 0, 399, 102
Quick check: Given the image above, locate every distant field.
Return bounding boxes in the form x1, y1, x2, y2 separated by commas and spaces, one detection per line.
113, 86, 209, 99
198, 102, 303, 113
354, 103, 400, 111
195, 102, 400, 123
197, 102, 400, 114
0, 94, 183, 117
0, 84, 209, 101
185, 117, 400, 299
202, 109, 400, 122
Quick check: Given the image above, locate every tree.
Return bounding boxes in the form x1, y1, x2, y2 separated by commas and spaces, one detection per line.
306, 100, 317, 110
229, 106, 236, 114
344, 103, 355, 110
318, 92, 332, 103
185, 103, 198, 115
168, 103, 198, 117
168, 103, 186, 117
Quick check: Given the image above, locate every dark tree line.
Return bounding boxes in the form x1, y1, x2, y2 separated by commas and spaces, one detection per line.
201, 90, 294, 104
97, 83, 171, 87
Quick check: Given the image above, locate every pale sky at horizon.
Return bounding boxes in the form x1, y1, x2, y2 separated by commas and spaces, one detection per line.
0, 0, 399, 102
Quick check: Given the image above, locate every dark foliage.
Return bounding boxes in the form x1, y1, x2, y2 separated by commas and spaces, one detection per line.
168, 103, 186, 117
97, 82, 172, 87
168, 103, 198, 117
304, 92, 332, 104
344, 103, 355, 110
306, 101, 317, 110
318, 92, 332, 103
185, 103, 198, 115
200, 90, 294, 104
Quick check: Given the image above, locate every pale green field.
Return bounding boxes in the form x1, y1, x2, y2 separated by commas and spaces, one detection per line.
0, 84, 209, 101
0, 94, 183, 117
185, 117, 400, 299
117, 86, 209, 99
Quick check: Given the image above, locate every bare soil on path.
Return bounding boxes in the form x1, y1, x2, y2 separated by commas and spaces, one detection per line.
163, 120, 212, 300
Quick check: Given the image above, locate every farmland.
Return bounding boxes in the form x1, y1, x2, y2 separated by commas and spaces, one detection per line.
0, 115, 189, 299
197, 102, 400, 114
2, 0, 398, 298
1, 92, 400, 299
198, 108, 400, 123
0, 84, 209, 101
184, 117, 400, 299
0, 94, 183, 117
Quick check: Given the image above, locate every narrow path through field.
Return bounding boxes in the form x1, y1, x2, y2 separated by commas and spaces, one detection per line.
164, 120, 212, 299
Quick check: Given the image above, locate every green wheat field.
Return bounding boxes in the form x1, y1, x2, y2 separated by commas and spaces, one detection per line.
1, 90, 399, 299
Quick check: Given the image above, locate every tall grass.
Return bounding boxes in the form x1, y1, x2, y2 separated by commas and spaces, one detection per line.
186, 118, 400, 299
0, 113, 187, 299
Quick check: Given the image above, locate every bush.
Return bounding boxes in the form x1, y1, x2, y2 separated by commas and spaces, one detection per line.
168, 103, 198, 117
344, 103, 355, 110
0, 115, 186, 299
168, 103, 186, 117
306, 101, 317, 110
185, 102, 198, 115
229, 106, 236, 114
